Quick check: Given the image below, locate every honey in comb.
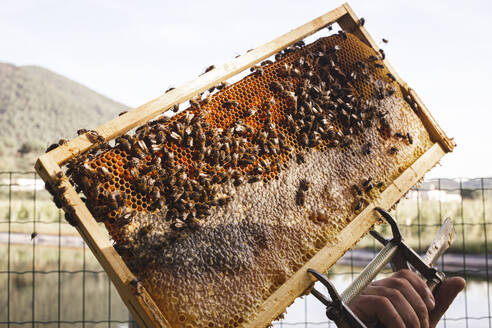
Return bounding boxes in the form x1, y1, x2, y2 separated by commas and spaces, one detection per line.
66, 33, 432, 327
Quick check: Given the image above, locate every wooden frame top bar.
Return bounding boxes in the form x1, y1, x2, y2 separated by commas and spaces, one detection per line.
38, 4, 348, 169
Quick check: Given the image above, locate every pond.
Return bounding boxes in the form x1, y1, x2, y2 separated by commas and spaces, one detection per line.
1, 264, 491, 328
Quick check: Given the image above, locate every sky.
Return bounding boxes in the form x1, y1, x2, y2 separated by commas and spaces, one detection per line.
1, 0, 491, 178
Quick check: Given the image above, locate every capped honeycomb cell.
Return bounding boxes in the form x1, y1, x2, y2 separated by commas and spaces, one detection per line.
65, 33, 433, 327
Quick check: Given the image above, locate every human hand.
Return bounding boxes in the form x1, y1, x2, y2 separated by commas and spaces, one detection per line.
348, 269, 465, 328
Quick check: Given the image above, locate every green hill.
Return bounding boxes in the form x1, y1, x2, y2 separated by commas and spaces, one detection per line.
0, 62, 128, 170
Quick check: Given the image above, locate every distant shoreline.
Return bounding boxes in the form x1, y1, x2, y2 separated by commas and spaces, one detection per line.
1, 231, 490, 278
337, 248, 492, 278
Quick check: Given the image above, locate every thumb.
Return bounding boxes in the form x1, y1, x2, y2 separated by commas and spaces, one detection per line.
429, 277, 466, 328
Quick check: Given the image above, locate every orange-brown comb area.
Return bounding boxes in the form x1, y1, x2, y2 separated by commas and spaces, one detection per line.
67, 33, 433, 328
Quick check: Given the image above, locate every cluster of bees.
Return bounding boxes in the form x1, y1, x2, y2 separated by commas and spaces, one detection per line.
43, 32, 419, 270
44, 170, 79, 227
352, 177, 384, 211
296, 179, 310, 206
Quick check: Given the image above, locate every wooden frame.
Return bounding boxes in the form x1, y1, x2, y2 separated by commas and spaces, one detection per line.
35, 3, 454, 327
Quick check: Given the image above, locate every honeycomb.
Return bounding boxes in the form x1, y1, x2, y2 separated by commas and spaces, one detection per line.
64, 32, 433, 327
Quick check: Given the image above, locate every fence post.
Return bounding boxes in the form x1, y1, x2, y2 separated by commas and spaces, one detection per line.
129, 314, 139, 328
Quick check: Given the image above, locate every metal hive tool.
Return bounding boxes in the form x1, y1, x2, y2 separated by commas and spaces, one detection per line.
36, 4, 454, 328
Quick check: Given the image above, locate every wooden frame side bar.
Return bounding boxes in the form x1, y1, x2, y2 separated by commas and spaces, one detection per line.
246, 142, 445, 327
39, 4, 348, 168
338, 3, 455, 153
405, 88, 455, 152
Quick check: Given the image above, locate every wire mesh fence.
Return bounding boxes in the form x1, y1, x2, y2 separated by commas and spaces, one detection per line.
0, 171, 491, 327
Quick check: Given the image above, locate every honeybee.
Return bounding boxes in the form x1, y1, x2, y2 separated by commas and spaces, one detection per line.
299, 179, 310, 191
201, 93, 211, 104
98, 167, 112, 180
64, 210, 77, 226
129, 278, 143, 296
45, 143, 59, 153
353, 184, 362, 196
189, 97, 201, 109
216, 82, 229, 90
223, 100, 239, 109
184, 135, 193, 148
299, 133, 309, 147
362, 142, 372, 155
379, 49, 386, 60
113, 243, 129, 256
279, 63, 292, 77
407, 133, 413, 144
106, 192, 119, 210
338, 30, 347, 40
87, 130, 104, 143
389, 146, 399, 155
291, 67, 301, 77
354, 198, 363, 211
204, 65, 215, 73
294, 40, 305, 47
245, 107, 258, 117
151, 198, 166, 211
270, 81, 284, 93
233, 176, 245, 187
296, 153, 305, 164
217, 195, 232, 206
170, 219, 186, 232
362, 177, 372, 187
250, 66, 264, 76
296, 190, 305, 206
170, 131, 182, 143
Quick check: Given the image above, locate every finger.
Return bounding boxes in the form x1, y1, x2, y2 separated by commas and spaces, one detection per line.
373, 277, 429, 328
394, 269, 435, 310
364, 285, 421, 328
350, 294, 406, 328
429, 277, 466, 327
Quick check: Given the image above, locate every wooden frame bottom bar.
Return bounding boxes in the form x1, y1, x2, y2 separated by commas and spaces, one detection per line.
246, 143, 445, 327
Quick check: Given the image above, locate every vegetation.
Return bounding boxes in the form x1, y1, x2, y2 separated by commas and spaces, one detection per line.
0, 62, 128, 171
1, 177, 491, 255
355, 194, 492, 255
